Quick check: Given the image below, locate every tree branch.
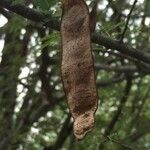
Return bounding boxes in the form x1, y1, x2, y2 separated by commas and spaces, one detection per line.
0, 0, 44, 21
0, 7, 11, 19
95, 63, 137, 72
97, 74, 125, 87
92, 33, 150, 64
99, 78, 132, 149
44, 114, 73, 150
120, 0, 137, 42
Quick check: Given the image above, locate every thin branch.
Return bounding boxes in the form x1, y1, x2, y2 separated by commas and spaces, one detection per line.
0, 0, 44, 22
45, 56, 150, 74
0, 0, 60, 30
107, 0, 125, 17
105, 50, 150, 71
97, 74, 125, 87
0, 7, 11, 19
52, 115, 72, 150
95, 63, 138, 72
99, 79, 132, 149
105, 78, 132, 135
92, 33, 150, 64
44, 114, 73, 150
120, 0, 138, 42
102, 134, 134, 150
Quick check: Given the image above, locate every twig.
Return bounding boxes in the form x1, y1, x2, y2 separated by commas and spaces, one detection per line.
102, 134, 135, 150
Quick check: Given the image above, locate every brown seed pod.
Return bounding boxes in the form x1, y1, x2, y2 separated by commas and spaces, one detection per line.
60, 0, 98, 140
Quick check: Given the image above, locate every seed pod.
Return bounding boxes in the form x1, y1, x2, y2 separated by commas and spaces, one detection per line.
61, 0, 98, 140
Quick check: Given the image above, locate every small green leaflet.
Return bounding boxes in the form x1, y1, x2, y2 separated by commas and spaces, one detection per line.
11, 0, 24, 5
34, 0, 50, 11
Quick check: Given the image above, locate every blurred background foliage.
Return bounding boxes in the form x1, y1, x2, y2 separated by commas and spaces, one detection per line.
0, 0, 150, 150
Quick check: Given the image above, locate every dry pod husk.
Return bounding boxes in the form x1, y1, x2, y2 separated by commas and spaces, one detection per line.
61, 0, 98, 140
